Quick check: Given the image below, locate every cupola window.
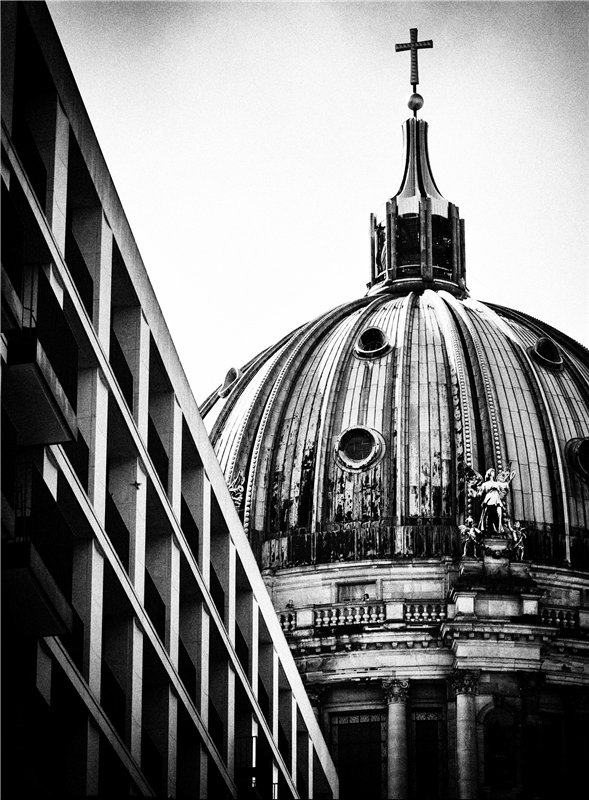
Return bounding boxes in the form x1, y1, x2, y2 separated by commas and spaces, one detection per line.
396, 214, 420, 270
218, 367, 242, 398
355, 327, 390, 358
530, 337, 563, 369
335, 426, 385, 471
431, 214, 452, 273
565, 437, 589, 482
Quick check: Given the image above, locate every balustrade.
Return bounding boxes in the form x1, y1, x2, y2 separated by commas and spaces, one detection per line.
404, 602, 447, 623
314, 603, 385, 628
539, 606, 578, 630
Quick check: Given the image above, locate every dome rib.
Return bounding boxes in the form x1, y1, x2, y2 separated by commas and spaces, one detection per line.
241, 299, 371, 532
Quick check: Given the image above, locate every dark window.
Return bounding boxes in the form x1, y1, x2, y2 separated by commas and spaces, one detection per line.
484, 708, 516, 790
356, 327, 389, 357
331, 712, 387, 800
431, 214, 452, 271
531, 336, 563, 369
396, 214, 420, 267
412, 710, 445, 800
340, 428, 374, 461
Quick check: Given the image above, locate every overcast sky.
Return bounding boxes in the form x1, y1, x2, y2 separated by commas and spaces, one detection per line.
47, 1, 588, 404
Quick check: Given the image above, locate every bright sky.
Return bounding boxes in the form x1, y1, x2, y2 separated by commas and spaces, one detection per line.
47, 1, 588, 404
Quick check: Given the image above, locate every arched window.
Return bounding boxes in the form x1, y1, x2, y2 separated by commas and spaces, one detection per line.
484, 707, 516, 789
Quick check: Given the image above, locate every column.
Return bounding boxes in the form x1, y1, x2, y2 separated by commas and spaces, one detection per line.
450, 670, 480, 800
383, 679, 409, 800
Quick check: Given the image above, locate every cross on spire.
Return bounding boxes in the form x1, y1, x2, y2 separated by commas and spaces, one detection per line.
395, 28, 433, 90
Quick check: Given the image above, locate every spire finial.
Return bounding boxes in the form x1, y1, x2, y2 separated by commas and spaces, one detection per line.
395, 27, 433, 116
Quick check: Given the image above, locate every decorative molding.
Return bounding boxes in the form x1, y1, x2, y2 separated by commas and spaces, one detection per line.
306, 685, 328, 708
449, 669, 480, 697
382, 678, 410, 704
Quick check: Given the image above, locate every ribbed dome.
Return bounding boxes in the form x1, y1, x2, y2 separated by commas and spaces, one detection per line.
201, 291, 589, 570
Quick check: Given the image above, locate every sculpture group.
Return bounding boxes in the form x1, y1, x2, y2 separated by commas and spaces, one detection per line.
459, 465, 526, 559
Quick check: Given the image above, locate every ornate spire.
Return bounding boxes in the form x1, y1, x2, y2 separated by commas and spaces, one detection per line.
368, 29, 467, 298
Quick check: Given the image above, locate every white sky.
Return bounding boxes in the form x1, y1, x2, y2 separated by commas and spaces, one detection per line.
47, 1, 588, 404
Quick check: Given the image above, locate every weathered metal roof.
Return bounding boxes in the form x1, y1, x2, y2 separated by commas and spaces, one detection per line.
202, 290, 589, 571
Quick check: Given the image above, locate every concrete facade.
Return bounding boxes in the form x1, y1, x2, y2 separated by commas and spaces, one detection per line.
1, 4, 338, 798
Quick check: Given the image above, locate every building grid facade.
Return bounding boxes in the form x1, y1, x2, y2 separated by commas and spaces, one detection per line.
1, 3, 338, 798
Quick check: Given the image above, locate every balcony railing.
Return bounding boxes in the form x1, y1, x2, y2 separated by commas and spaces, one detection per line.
252, 524, 586, 570
314, 603, 385, 628
279, 599, 449, 633
404, 602, 447, 623
539, 606, 579, 630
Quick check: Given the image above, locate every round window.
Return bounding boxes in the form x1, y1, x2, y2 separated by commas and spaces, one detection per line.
530, 337, 563, 369
218, 367, 242, 398
565, 437, 589, 483
335, 426, 385, 471
355, 327, 390, 358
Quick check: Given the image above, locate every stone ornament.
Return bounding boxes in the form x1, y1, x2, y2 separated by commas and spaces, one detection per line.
449, 669, 481, 697
306, 686, 328, 708
458, 516, 480, 557
382, 678, 410, 704
227, 470, 245, 510
466, 465, 516, 535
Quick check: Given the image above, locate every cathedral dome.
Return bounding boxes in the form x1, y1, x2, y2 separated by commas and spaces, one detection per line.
201, 289, 589, 571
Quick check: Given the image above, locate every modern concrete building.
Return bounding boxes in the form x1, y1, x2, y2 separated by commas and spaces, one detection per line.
202, 29, 589, 800
1, 3, 338, 798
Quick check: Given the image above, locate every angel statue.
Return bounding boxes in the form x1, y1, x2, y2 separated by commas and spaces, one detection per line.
465, 465, 516, 535
458, 516, 480, 557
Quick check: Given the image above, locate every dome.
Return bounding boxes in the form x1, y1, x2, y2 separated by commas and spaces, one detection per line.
201, 30, 589, 800
201, 291, 589, 571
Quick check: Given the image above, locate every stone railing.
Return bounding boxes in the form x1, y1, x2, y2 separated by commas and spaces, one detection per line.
278, 600, 450, 632
539, 606, 579, 630
404, 601, 447, 623
314, 603, 385, 628
279, 611, 296, 633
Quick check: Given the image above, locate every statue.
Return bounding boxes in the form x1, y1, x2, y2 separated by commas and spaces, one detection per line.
506, 520, 527, 561
458, 516, 480, 557
375, 221, 386, 273
466, 466, 516, 535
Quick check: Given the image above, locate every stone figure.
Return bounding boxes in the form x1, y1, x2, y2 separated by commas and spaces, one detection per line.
507, 520, 526, 561
375, 221, 386, 273
458, 516, 480, 557
466, 466, 516, 535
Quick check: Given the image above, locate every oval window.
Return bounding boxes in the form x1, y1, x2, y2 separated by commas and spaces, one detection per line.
218, 367, 242, 398
335, 426, 385, 471
355, 327, 390, 358
565, 437, 589, 483
530, 337, 563, 369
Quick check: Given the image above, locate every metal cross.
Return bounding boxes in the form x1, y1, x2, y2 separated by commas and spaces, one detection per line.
395, 28, 433, 90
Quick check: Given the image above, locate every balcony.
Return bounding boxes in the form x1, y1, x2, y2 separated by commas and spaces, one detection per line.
3, 268, 77, 446
279, 599, 449, 633
2, 538, 73, 638
314, 602, 385, 628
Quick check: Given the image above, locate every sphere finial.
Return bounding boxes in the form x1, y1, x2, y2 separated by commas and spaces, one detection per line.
408, 93, 424, 112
